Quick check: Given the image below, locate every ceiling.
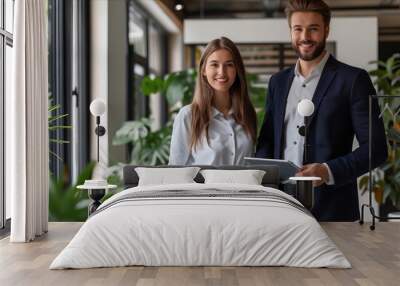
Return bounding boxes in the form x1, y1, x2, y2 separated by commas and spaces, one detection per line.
158, 0, 400, 40
177, 0, 400, 18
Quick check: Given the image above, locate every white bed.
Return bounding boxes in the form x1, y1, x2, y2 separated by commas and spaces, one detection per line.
50, 183, 351, 269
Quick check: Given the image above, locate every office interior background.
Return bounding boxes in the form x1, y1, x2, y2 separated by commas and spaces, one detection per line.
1, 0, 400, 228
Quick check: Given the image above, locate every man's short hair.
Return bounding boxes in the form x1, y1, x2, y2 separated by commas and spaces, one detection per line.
285, 0, 331, 27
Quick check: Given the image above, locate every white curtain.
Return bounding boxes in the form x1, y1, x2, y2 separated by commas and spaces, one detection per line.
8, 0, 49, 242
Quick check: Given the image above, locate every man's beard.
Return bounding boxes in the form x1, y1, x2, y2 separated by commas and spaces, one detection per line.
292, 39, 326, 61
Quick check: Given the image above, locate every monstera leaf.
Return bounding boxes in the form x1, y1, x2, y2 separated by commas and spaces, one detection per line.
113, 118, 172, 166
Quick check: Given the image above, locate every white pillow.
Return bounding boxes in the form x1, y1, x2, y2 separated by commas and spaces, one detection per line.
200, 169, 266, 185
135, 167, 200, 186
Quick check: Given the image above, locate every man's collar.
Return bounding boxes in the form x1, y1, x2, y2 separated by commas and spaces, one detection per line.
294, 51, 330, 80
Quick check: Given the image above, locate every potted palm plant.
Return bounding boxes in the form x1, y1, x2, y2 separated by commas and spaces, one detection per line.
359, 53, 400, 218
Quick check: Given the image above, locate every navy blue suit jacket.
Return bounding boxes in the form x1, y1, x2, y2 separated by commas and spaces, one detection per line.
256, 55, 388, 221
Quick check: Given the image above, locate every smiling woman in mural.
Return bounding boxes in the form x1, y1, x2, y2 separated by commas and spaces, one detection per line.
169, 37, 257, 165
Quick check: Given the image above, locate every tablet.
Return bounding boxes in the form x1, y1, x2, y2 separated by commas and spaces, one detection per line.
244, 157, 300, 180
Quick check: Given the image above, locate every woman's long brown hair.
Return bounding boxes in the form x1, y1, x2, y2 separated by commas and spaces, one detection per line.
190, 37, 257, 150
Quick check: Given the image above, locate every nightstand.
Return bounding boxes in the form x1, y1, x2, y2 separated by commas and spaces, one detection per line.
77, 184, 117, 215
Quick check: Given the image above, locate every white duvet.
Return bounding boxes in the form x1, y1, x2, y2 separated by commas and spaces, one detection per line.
50, 183, 351, 269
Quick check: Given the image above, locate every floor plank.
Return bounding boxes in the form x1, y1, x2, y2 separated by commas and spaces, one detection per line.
0, 222, 399, 286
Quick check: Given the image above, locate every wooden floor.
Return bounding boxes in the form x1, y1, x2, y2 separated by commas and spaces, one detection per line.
0, 222, 399, 286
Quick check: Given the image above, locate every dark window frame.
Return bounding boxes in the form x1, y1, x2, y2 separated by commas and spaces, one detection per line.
76, 0, 90, 173
127, 0, 168, 122
49, 0, 71, 180
49, 0, 90, 180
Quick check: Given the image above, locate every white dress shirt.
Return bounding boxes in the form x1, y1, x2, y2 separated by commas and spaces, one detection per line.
283, 51, 334, 184
169, 105, 254, 165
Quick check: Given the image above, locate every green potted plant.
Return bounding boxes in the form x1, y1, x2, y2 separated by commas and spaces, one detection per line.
112, 117, 172, 165
112, 69, 197, 166
359, 53, 400, 217
49, 162, 96, 221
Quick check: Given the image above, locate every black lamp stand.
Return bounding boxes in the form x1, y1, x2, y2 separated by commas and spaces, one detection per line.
88, 189, 106, 216
296, 115, 315, 209
295, 180, 314, 210
95, 116, 106, 162
299, 116, 311, 164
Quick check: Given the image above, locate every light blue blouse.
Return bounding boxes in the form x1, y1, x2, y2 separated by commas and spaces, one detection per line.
168, 105, 254, 166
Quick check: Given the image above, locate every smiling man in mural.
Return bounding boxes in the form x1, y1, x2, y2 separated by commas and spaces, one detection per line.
256, 0, 388, 221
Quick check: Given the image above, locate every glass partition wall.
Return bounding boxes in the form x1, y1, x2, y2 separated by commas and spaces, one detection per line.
127, 0, 167, 128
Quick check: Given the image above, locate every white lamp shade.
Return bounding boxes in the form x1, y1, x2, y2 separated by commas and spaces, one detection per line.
89, 99, 106, 116
297, 99, 315, 117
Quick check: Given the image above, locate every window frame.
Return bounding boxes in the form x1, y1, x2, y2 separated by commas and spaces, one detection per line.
48, 0, 90, 181
127, 0, 168, 122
